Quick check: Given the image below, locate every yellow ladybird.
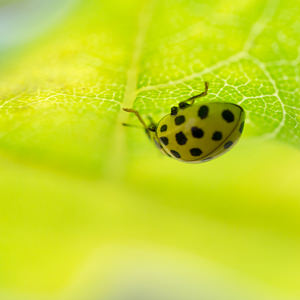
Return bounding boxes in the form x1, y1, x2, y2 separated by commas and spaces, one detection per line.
123, 82, 245, 163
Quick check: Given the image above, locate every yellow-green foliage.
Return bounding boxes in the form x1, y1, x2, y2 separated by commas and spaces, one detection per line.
0, 0, 299, 299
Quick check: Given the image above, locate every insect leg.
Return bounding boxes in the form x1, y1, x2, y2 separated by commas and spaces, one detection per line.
123, 108, 148, 130
179, 81, 209, 106
122, 123, 144, 129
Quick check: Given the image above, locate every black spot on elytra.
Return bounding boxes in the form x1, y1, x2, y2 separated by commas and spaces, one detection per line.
160, 124, 167, 132
224, 141, 233, 149
191, 127, 204, 138
175, 115, 185, 125
170, 150, 181, 158
212, 131, 222, 141
239, 121, 244, 133
190, 148, 202, 156
160, 137, 169, 146
222, 110, 234, 123
175, 132, 187, 145
198, 105, 209, 119
171, 106, 178, 115
179, 102, 190, 109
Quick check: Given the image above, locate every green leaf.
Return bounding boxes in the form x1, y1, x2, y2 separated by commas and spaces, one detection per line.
0, 0, 299, 176
0, 0, 300, 299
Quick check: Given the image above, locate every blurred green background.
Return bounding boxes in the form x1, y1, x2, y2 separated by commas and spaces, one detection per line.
0, 0, 299, 299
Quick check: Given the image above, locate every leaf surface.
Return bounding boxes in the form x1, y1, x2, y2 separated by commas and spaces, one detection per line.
0, 0, 299, 176
0, 2, 300, 298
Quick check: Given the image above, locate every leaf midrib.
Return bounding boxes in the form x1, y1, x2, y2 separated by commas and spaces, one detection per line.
105, 0, 156, 179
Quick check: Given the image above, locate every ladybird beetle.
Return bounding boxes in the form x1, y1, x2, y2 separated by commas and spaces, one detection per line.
123, 82, 245, 163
